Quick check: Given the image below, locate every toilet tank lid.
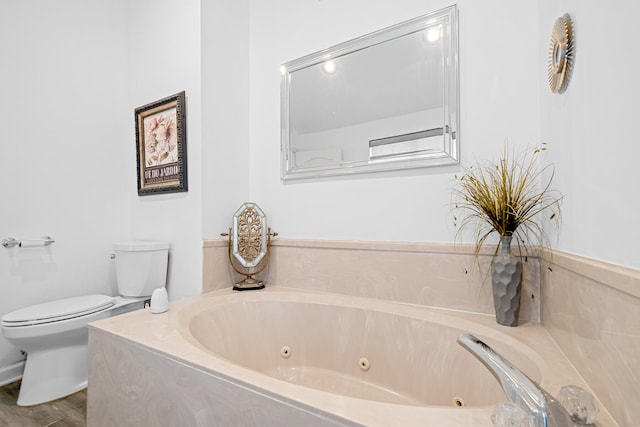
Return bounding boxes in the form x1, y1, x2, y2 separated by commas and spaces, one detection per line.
112, 241, 170, 251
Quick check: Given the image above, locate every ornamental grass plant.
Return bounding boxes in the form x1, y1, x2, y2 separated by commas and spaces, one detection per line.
453, 145, 562, 258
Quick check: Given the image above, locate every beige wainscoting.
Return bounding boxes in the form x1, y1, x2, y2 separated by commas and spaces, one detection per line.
541, 251, 640, 427
203, 238, 541, 321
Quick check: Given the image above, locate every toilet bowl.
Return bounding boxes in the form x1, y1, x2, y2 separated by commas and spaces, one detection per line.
1, 240, 169, 406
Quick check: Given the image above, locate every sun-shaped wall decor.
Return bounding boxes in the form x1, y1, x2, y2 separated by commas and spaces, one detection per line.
548, 14, 574, 93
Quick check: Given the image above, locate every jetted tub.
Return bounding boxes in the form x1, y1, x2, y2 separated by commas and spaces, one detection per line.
182, 292, 537, 408
88, 287, 602, 426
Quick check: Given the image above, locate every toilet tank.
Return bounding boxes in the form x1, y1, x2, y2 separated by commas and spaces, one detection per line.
112, 241, 170, 297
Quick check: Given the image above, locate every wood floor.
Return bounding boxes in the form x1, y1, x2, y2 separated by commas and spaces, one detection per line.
0, 381, 86, 427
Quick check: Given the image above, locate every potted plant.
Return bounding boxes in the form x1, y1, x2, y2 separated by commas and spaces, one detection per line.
453, 146, 562, 326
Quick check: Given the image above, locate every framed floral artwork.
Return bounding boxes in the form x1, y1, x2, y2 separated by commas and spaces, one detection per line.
135, 91, 188, 195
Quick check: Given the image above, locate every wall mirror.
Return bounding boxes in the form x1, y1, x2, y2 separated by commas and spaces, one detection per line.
281, 5, 459, 180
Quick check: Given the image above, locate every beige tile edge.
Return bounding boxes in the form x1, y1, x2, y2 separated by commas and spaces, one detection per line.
542, 249, 640, 299
203, 239, 228, 248
204, 237, 539, 257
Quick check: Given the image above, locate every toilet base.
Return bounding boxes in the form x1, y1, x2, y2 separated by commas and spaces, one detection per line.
17, 344, 88, 406
4, 296, 146, 406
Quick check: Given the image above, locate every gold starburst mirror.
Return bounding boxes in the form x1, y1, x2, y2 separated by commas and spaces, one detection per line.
548, 13, 574, 93
222, 202, 277, 291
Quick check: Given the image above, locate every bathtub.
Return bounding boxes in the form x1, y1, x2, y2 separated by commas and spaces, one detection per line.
87, 287, 604, 426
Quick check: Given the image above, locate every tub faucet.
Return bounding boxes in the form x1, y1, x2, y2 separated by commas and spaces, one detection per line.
457, 334, 573, 427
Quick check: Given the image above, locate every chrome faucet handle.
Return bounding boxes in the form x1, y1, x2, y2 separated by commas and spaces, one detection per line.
457, 334, 574, 427
491, 402, 533, 427
557, 385, 599, 425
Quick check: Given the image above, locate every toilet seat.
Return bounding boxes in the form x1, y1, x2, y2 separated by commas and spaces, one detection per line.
1, 294, 115, 327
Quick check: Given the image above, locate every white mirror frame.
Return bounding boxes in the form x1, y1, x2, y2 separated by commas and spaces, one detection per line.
280, 5, 459, 181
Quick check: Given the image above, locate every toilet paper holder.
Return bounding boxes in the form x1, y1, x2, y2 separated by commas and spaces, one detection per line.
1, 236, 55, 248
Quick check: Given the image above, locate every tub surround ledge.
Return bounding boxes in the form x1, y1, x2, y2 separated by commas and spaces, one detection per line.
87, 287, 617, 427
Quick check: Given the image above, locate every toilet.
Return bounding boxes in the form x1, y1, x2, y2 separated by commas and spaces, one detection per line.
1, 240, 169, 406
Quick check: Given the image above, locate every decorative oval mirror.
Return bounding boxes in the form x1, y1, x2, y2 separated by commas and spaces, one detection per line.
222, 202, 277, 291
547, 14, 574, 93
280, 5, 459, 180
232, 202, 268, 269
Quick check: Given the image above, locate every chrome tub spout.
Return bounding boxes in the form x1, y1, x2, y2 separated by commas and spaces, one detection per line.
457, 334, 573, 427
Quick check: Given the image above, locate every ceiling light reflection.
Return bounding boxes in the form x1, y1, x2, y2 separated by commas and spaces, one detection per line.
426, 27, 441, 43
323, 60, 337, 74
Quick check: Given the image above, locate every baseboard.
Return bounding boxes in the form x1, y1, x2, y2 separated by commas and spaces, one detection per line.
0, 361, 24, 387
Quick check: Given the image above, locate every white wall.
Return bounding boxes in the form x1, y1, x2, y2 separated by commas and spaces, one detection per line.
0, 0, 207, 377
539, 0, 640, 270
126, 0, 203, 301
249, 0, 541, 243
0, 1, 130, 369
201, 0, 251, 239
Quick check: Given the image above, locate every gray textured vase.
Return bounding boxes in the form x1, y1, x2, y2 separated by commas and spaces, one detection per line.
491, 235, 523, 327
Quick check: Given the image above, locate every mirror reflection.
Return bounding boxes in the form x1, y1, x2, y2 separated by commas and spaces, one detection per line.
281, 5, 459, 180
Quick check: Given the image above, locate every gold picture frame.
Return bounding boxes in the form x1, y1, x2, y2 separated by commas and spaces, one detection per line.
135, 91, 187, 195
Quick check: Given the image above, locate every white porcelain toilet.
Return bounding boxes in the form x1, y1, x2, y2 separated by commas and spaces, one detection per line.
1, 240, 169, 406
